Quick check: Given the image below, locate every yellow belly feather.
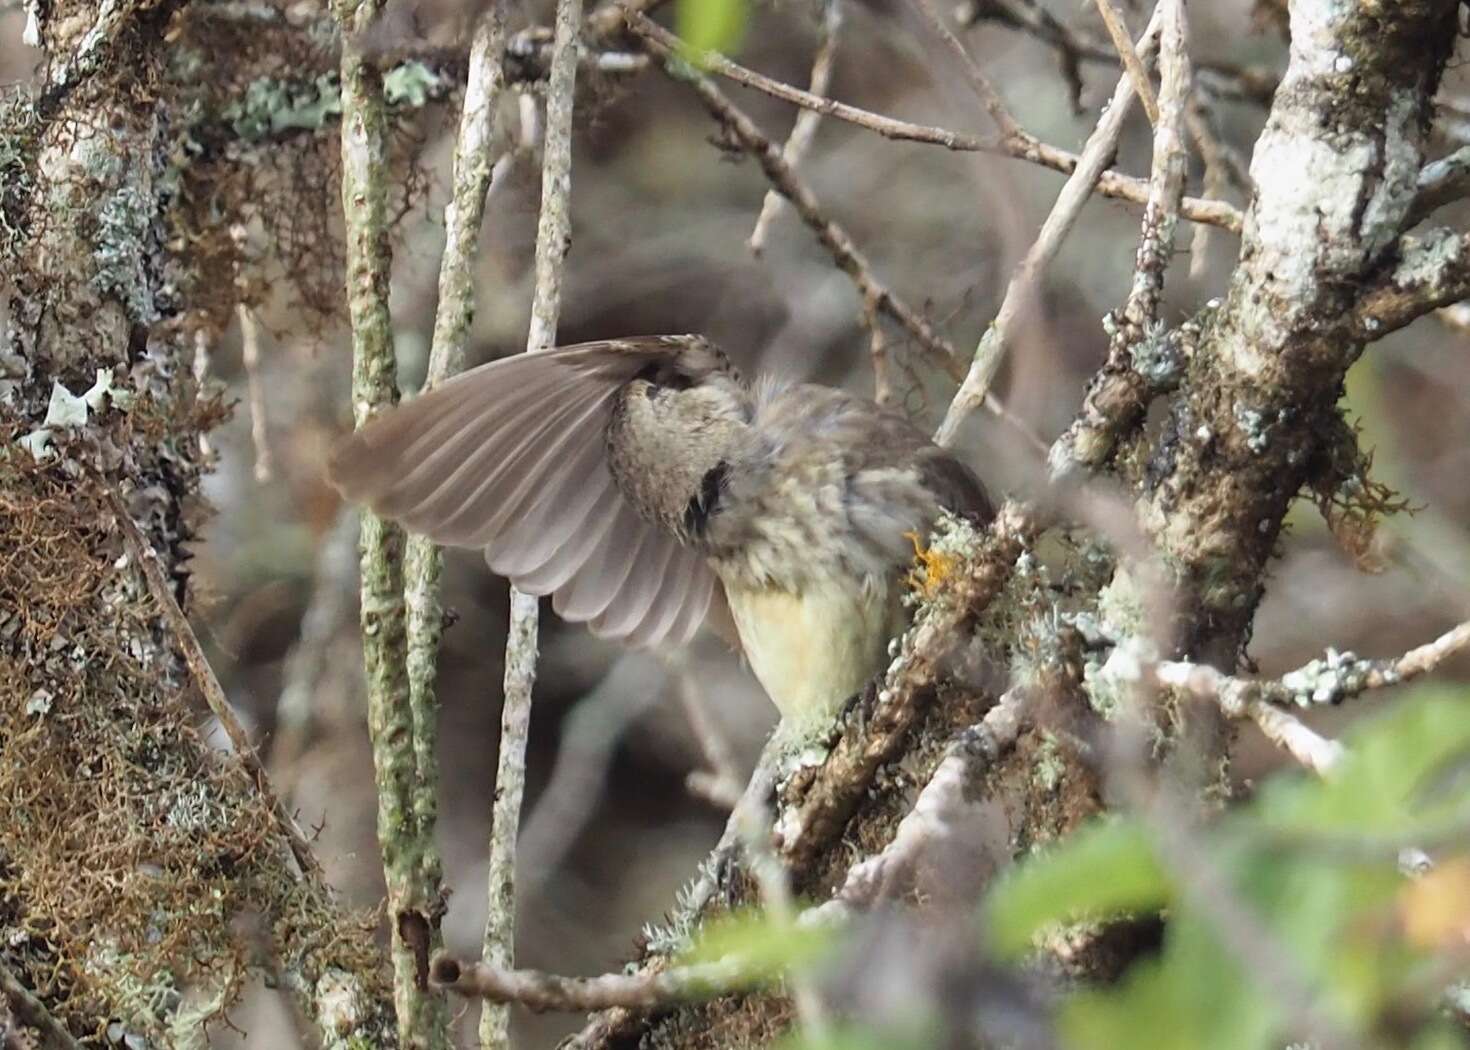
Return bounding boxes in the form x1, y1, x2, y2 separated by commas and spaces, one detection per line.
722, 574, 902, 725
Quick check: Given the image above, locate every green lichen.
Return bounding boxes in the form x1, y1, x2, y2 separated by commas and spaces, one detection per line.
91, 183, 158, 323
1033, 731, 1067, 793
227, 74, 344, 141
382, 61, 445, 107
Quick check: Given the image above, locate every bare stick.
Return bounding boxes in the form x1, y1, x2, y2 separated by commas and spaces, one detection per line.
103, 485, 321, 877
1184, 94, 1236, 279
433, 954, 754, 1012
483, 0, 582, 1044
1155, 661, 1344, 776
637, 17, 1241, 233
338, 0, 452, 1039
665, 652, 743, 808
1093, 0, 1159, 124
906, 0, 1023, 142
933, 2, 1166, 448
748, 0, 842, 255
629, 11, 961, 380
236, 305, 274, 483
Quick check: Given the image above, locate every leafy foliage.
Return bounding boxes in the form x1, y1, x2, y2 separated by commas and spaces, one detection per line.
675, 0, 748, 60
985, 689, 1470, 1050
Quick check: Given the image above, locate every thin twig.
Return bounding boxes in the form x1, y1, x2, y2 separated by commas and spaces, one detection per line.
906, 0, 1023, 142
665, 652, 743, 808
636, 16, 1242, 233
628, 11, 962, 380
933, 1, 1166, 448
338, 0, 451, 1039
102, 485, 322, 877
1117, 0, 1190, 334
1408, 144, 1470, 228
236, 305, 274, 484
0, 956, 84, 1050
862, 290, 895, 408
747, 0, 842, 256
400, 8, 510, 1036
959, 0, 1277, 106
482, 0, 581, 1044
1092, 0, 1159, 124
1183, 94, 1238, 279
1154, 660, 1344, 775
433, 954, 754, 1011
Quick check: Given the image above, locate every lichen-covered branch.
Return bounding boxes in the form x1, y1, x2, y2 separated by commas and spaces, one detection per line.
482, 0, 582, 1046
434, 954, 755, 1012
1125, 0, 1460, 664
398, 8, 511, 1045
776, 502, 1041, 869
806, 685, 1033, 923
338, 1, 451, 1042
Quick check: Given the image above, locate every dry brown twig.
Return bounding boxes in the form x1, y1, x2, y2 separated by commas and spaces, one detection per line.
102, 484, 322, 878
747, 0, 843, 256
1093, 0, 1159, 123
628, 13, 1047, 453
934, 1, 1167, 448
906, 0, 1023, 142
630, 11, 960, 376
637, 16, 1242, 233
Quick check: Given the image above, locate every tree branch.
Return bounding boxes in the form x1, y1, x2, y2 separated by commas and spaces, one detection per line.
631, 15, 1241, 233
933, 1, 1166, 448
482, 0, 581, 1045
338, 0, 450, 1040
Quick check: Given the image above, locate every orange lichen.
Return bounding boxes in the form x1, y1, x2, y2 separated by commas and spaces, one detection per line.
904, 530, 957, 599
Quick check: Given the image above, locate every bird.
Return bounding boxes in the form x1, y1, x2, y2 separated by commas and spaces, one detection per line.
328, 335, 993, 725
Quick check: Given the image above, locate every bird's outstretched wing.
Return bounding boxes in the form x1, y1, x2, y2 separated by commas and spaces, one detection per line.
328, 336, 733, 649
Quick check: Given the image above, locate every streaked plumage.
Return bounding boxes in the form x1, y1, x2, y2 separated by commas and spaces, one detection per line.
329, 335, 992, 719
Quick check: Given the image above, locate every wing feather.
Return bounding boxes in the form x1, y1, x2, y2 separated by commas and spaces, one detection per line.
329, 339, 727, 648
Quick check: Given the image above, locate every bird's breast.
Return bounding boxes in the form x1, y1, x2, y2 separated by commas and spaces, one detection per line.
721, 571, 904, 726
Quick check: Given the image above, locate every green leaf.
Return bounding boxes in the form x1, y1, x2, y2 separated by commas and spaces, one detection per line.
674, 0, 748, 61
986, 818, 1171, 957
1257, 687, 1470, 839
681, 907, 836, 978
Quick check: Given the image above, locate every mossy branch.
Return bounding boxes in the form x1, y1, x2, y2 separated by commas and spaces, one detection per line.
338, 1, 451, 1044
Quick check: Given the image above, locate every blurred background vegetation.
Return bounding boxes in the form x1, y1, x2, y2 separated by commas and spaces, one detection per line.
3, 0, 1467, 1045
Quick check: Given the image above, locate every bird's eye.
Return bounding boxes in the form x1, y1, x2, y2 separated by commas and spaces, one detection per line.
643, 384, 658, 401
